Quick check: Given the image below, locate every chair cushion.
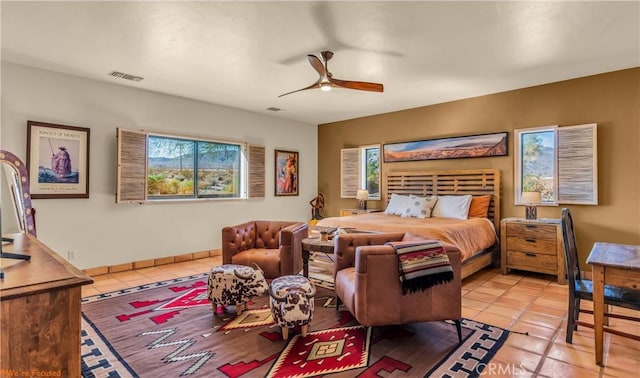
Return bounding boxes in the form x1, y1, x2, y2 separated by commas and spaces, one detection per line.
575, 279, 640, 310
232, 249, 281, 278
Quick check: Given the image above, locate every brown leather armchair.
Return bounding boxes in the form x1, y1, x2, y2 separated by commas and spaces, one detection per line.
222, 220, 308, 279
333, 232, 462, 338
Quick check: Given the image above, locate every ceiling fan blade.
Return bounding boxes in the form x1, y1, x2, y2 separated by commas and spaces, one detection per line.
329, 77, 384, 92
307, 55, 326, 77
278, 80, 321, 98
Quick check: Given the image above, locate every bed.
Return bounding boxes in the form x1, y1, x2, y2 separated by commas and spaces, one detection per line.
317, 169, 501, 279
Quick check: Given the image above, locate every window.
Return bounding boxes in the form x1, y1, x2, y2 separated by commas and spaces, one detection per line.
515, 124, 597, 205
361, 145, 380, 199
341, 144, 381, 200
117, 128, 264, 203
147, 136, 242, 199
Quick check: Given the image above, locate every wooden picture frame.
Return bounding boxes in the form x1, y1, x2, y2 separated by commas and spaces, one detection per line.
274, 149, 298, 196
27, 121, 90, 199
383, 131, 508, 162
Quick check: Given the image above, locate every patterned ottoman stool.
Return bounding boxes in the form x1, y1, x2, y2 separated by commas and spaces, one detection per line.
207, 264, 268, 315
269, 275, 316, 339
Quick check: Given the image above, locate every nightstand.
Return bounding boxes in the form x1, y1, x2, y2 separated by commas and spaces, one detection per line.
500, 217, 567, 284
339, 209, 381, 217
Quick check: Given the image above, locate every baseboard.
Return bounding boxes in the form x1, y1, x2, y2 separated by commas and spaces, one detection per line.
84, 249, 222, 277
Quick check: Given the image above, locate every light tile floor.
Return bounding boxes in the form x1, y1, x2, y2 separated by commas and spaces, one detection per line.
83, 260, 639, 377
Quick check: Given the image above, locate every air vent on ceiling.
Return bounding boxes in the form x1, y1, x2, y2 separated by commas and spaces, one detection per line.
108, 71, 144, 82
266, 107, 284, 112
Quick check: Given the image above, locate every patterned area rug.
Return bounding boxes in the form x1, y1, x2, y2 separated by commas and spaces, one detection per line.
81, 274, 510, 377
267, 325, 371, 377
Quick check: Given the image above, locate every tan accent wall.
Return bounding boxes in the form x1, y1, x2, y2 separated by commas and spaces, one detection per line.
318, 68, 639, 270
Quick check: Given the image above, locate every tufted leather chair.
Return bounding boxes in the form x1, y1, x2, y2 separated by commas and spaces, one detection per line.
333, 232, 462, 339
222, 220, 308, 279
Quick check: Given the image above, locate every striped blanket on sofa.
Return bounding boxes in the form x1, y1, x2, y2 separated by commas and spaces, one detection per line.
386, 240, 453, 294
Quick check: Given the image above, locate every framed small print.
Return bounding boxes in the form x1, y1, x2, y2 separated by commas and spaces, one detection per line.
274, 149, 298, 196
27, 121, 90, 199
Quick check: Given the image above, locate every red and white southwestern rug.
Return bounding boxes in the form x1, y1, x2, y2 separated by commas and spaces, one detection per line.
81, 274, 509, 377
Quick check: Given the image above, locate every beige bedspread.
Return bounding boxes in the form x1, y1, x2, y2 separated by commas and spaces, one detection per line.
316, 213, 497, 261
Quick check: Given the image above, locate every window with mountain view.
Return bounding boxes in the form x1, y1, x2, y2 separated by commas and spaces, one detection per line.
517, 127, 556, 203
147, 135, 242, 199
515, 124, 598, 205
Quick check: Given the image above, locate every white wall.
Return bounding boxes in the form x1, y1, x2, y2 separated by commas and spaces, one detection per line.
1, 62, 317, 269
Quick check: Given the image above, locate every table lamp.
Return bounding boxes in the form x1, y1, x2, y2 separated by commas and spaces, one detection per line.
521, 191, 541, 220
356, 189, 369, 210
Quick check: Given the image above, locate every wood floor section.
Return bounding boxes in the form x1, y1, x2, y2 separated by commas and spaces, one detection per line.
84, 257, 640, 377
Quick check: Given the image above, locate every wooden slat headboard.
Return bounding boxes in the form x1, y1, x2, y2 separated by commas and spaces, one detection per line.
384, 169, 501, 233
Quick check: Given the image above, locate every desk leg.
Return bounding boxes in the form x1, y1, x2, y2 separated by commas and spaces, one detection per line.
592, 264, 605, 366
302, 249, 309, 278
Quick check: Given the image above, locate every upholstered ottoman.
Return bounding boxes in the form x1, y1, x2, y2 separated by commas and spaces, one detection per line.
269, 275, 316, 339
207, 264, 268, 315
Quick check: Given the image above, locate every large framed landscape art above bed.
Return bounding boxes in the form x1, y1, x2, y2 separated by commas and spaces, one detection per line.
317, 169, 501, 279
383, 132, 508, 162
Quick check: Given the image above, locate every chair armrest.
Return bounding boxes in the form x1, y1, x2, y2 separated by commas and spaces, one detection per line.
355, 245, 461, 276
222, 221, 256, 264
279, 222, 309, 275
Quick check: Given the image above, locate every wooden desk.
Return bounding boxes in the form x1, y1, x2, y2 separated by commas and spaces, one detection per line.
1, 233, 93, 377
586, 242, 640, 366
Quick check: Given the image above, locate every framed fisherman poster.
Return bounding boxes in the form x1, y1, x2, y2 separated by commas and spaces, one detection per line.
27, 121, 90, 199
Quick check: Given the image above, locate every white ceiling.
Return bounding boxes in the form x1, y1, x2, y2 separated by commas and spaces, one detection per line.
2, 1, 638, 125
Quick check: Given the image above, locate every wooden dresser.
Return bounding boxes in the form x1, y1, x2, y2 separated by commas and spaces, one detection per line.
1, 233, 93, 377
500, 218, 566, 284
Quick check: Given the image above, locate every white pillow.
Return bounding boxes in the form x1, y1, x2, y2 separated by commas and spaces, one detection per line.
384, 194, 410, 216
401, 195, 438, 218
431, 195, 473, 219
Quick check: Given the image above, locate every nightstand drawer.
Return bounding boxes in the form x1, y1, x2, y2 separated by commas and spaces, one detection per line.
506, 223, 557, 240
506, 250, 558, 272
506, 236, 557, 255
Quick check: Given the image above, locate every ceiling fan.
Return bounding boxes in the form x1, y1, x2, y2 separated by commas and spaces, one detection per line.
278, 51, 384, 97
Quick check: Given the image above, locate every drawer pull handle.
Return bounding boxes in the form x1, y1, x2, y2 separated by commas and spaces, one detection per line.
525, 253, 537, 257
525, 238, 537, 243
524, 224, 537, 228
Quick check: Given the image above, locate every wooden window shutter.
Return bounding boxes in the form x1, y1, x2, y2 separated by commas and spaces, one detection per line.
341, 148, 359, 198
116, 128, 147, 203
558, 123, 598, 204
248, 144, 265, 198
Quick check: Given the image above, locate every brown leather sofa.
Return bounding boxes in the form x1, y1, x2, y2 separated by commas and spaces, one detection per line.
222, 220, 308, 279
333, 232, 462, 338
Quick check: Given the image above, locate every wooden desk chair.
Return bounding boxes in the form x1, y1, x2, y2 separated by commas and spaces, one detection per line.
561, 208, 640, 343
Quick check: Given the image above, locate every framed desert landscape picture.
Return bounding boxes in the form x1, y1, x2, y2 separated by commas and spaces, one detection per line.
383, 131, 508, 162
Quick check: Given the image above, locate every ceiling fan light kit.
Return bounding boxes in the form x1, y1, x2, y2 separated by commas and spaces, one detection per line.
279, 50, 384, 97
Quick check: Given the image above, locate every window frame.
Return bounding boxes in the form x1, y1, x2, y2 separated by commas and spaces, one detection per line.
514, 124, 598, 206
146, 134, 246, 200
514, 125, 558, 205
360, 144, 381, 200
341, 144, 381, 200
116, 128, 261, 204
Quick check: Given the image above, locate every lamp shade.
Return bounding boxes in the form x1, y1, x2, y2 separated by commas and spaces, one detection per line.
521, 191, 541, 204
356, 189, 369, 201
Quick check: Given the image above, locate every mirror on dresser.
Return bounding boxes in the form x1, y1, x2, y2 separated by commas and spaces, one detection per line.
0, 150, 36, 238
